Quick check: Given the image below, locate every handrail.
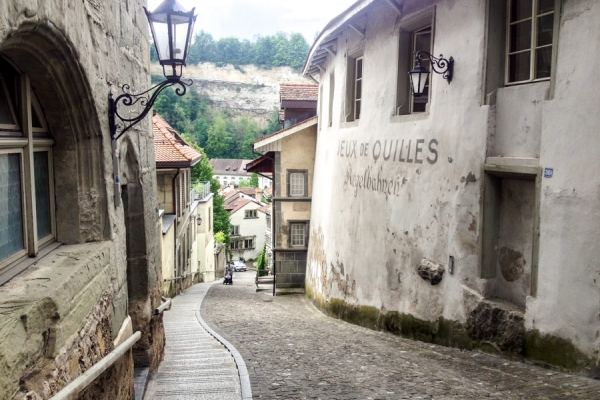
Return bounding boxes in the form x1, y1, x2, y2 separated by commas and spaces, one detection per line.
155, 297, 172, 315
49, 331, 141, 400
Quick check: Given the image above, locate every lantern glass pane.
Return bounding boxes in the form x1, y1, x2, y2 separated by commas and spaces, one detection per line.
171, 19, 190, 60
152, 21, 171, 61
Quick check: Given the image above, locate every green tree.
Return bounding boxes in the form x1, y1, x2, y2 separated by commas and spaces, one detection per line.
205, 116, 231, 158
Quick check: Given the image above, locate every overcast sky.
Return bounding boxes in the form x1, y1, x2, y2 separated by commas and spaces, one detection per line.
147, 0, 357, 44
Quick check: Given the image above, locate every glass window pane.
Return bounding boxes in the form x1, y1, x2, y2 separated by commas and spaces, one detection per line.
510, 20, 532, 52
34, 152, 52, 240
509, 52, 531, 82
510, 0, 533, 22
535, 47, 552, 79
0, 153, 24, 261
538, 0, 554, 14
356, 58, 363, 79
0, 81, 16, 126
290, 172, 305, 196
355, 100, 361, 120
537, 14, 554, 46
356, 79, 362, 100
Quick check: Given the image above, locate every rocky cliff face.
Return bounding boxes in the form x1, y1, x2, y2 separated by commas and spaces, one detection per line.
151, 62, 316, 124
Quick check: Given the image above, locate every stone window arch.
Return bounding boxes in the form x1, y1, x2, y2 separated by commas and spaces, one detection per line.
0, 24, 109, 282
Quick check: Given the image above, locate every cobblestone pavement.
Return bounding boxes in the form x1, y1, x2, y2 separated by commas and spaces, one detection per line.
201, 272, 600, 400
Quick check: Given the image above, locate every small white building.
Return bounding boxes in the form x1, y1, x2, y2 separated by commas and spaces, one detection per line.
210, 158, 272, 189
227, 196, 267, 262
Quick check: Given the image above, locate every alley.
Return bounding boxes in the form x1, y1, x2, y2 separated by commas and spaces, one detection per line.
199, 272, 600, 400
144, 283, 246, 400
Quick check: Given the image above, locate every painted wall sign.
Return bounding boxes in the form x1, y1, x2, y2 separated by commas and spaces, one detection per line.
543, 168, 553, 178
338, 138, 438, 165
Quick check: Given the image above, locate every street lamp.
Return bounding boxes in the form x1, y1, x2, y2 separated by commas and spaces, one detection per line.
408, 51, 453, 97
197, 216, 202, 226
109, 0, 197, 141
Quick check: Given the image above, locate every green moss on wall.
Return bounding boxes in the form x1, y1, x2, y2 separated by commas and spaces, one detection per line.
305, 291, 597, 373
524, 330, 594, 371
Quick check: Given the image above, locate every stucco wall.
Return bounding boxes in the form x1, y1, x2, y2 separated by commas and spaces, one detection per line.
306, 0, 600, 370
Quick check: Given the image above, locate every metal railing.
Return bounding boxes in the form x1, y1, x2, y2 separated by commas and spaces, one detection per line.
193, 181, 211, 201
49, 331, 141, 400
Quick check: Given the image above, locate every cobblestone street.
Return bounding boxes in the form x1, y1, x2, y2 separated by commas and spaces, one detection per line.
200, 272, 600, 399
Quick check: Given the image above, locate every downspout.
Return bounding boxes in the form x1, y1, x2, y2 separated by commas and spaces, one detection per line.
252, 145, 276, 296
172, 168, 181, 293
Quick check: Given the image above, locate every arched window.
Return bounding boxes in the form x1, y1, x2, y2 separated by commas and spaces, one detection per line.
0, 59, 55, 271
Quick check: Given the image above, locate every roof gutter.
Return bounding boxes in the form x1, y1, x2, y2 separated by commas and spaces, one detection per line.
302, 0, 379, 76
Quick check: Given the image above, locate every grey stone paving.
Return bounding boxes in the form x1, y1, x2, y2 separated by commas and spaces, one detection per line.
144, 283, 243, 400
201, 272, 600, 400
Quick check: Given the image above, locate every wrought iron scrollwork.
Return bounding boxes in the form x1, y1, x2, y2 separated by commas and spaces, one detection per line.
414, 51, 454, 83
109, 78, 193, 141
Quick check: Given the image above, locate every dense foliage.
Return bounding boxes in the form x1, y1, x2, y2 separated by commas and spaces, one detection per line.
153, 87, 280, 160
180, 139, 232, 245
151, 31, 311, 70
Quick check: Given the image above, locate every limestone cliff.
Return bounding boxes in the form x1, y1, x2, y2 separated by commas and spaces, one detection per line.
151, 62, 316, 123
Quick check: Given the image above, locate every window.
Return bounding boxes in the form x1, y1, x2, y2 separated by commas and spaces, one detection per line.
410, 27, 431, 113
231, 225, 240, 236
290, 222, 309, 248
396, 10, 434, 115
244, 238, 254, 249
266, 214, 271, 228
0, 61, 55, 270
287, 170, 308, 197
506, 0, 555, 84
345, 50, 364, 122
328, 72, 335, 127
245, 209, 257, 218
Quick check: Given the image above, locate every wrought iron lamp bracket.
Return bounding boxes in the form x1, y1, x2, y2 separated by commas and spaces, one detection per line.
414, 51, 454, 83
109, 78, 192, 141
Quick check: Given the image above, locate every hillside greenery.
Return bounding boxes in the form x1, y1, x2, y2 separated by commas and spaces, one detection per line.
153, 86, 280, 160
151, 30, 310, 70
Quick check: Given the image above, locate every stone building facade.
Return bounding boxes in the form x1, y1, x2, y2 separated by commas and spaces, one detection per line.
0, 1, 164, 398
249, 116, 318, 290
303, 0, 600, 372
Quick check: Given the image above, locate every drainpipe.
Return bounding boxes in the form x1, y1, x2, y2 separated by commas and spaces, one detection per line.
252, 145, 276, 296
172, 168, 181, 284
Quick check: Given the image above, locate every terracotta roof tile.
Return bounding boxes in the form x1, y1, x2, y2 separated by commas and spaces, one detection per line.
280, 84, 319, 102
153, 114, 202, 166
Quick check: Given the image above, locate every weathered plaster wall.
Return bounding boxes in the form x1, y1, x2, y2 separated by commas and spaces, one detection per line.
308, 0, 488, 325
306, 0, 600, 372
525, 0, 600, 363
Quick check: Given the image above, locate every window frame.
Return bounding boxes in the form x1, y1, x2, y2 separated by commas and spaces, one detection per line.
244, 209, 258, 219
287, 169, 308, 198
504, 0, 556, 85
344, 49, 364, 123
395, 8, 435, 116
289, 221, 309, 248
0, 67, 56, 272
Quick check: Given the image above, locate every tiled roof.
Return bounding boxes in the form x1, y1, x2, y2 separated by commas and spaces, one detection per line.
210, 159, 254, 175
280, 84, 319, 102
153, 114, 202, 166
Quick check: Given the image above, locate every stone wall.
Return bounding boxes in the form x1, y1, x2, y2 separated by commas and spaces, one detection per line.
0, 0, 164, 398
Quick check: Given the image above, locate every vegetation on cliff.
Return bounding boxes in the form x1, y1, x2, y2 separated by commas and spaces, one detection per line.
152, 30, 310, 70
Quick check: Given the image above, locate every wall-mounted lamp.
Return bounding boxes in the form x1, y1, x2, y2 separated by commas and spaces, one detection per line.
408, 51, 453, 97
196, 216, 202, 226
108, 0, 196, 141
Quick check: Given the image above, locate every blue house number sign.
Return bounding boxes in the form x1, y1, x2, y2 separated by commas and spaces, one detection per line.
544, 168, 554, 178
